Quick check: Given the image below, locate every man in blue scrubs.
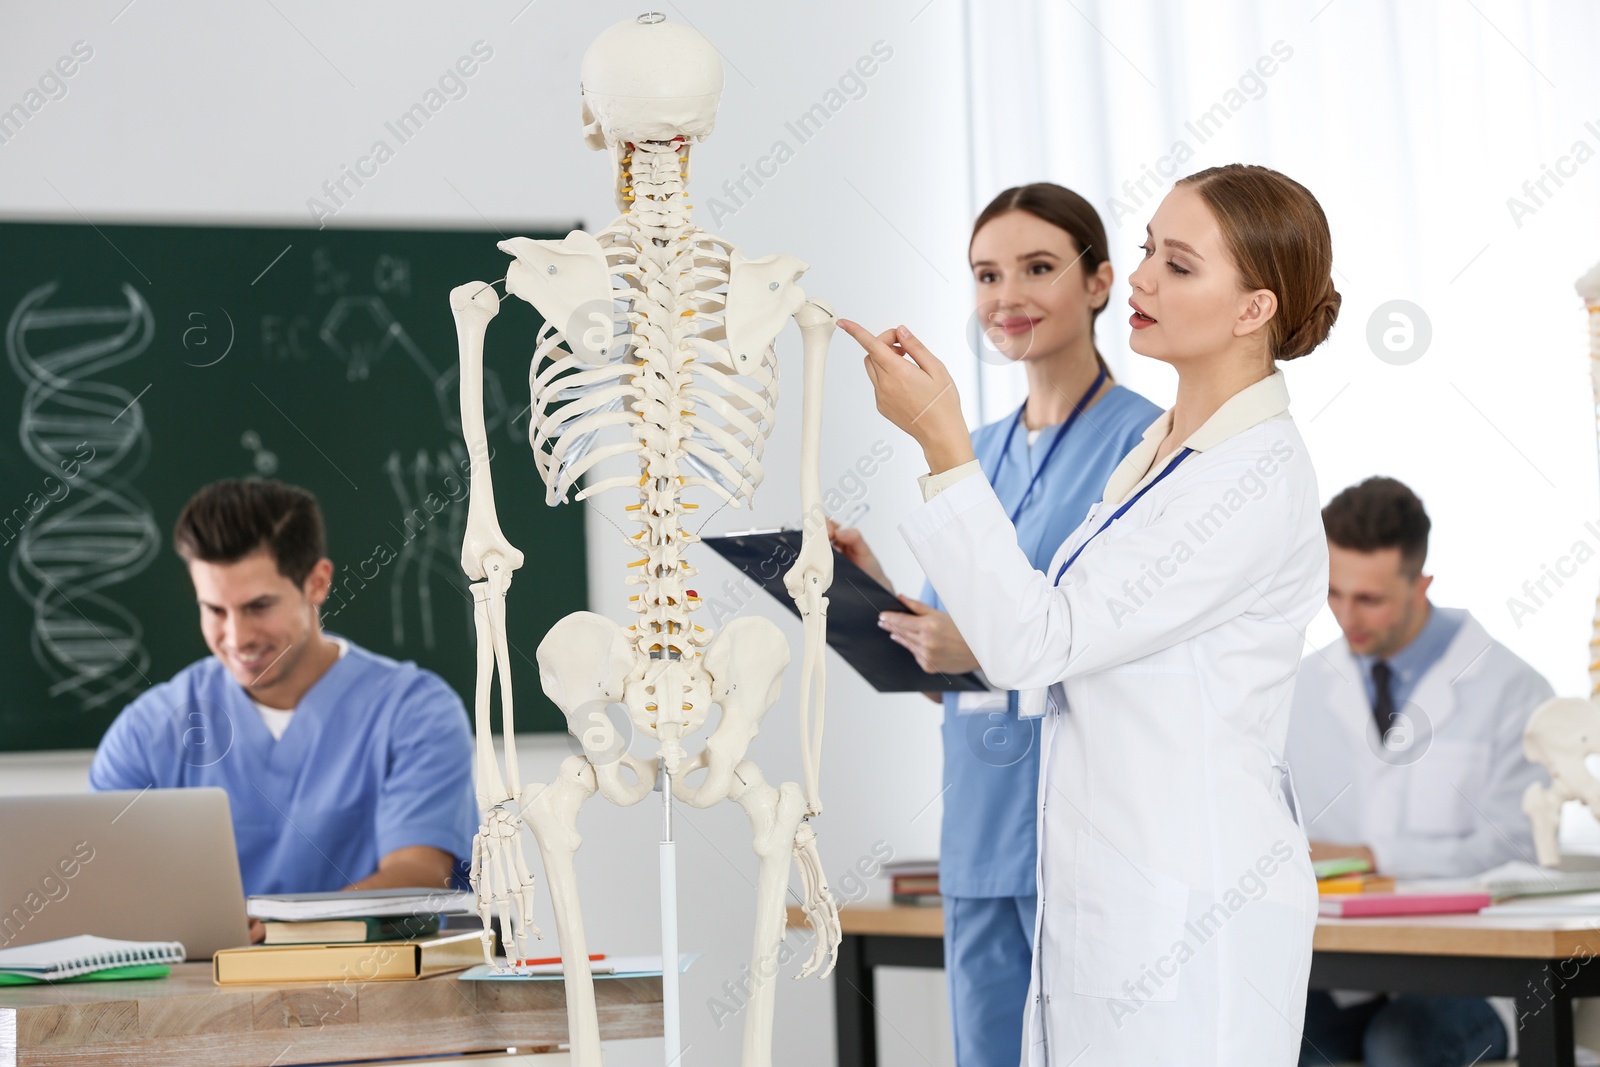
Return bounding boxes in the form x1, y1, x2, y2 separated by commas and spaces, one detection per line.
90, 479, 476, 922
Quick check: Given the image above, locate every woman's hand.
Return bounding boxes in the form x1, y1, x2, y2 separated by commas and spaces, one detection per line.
827, 518, 893, 592
879, 596, 981, 675
839, 320, 975, 475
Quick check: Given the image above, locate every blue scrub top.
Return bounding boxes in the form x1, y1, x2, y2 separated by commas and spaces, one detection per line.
923, 382, 1161, 898
89, 637, 478, 896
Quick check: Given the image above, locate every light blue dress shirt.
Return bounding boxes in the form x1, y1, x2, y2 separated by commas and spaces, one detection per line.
1353, 603, 1466, 713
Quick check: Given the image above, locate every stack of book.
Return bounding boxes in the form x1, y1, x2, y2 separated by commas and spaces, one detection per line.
883, 860, 940, 907
1314, 857, 1395, 896
1474, 861, 1600, 916
1315, 856, 1490, 918
216, 887, 485, 984
214, 930, 485, 983
260, 914, 442, 945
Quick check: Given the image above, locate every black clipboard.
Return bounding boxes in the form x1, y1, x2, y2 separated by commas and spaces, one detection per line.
701, 528, 987, 693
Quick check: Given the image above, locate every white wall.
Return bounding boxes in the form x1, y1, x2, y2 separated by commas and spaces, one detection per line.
963, 0, 1600, 702
0, 3, 976, 1065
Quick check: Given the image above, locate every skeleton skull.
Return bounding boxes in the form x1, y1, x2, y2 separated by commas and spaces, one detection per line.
580, 12, 724, 210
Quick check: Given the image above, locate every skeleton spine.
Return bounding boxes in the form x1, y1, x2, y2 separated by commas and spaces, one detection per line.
622, 139, 706, 670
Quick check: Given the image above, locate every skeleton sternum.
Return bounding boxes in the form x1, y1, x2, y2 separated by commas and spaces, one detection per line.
620, 139, 712, 752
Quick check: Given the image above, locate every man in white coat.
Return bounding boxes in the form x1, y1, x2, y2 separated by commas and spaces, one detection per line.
1287, 476, 1553, 1067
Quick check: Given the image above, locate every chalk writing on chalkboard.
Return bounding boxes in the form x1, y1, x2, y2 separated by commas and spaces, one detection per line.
0, 220, 585, 752
6, 282, 161, 711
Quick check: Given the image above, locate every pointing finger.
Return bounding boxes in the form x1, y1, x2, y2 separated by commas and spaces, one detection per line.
893, 325, 947, 376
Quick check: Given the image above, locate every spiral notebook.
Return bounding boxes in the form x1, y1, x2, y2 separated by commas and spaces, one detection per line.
0, 934, 185, 982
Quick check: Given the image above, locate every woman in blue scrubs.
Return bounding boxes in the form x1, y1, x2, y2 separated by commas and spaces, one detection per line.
835, 183, 1161, 1067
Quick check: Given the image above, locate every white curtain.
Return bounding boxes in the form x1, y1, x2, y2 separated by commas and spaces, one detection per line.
962, 0, 1600, 697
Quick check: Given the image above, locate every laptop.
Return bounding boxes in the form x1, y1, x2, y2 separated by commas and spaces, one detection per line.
0, 788, 251, 960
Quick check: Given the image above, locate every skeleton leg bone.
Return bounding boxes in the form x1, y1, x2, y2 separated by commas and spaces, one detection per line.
1523, 780, 1568, 868
523, 756, 605, 1067
725, 760, 839, 1067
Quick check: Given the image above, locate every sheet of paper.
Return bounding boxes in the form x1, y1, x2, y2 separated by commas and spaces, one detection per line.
458, 951, 703, 981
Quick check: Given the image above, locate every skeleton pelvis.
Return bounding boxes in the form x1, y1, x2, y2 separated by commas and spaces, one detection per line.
534, 610, 792, 792
536, 611, 634, 734
536, 609, 714, 762
681, 617, 791, 805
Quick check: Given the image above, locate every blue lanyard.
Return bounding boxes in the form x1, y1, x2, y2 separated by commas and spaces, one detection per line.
989, 366, 1107, 526
1053, 446, 1195, 585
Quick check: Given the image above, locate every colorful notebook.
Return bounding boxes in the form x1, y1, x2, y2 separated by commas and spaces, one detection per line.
1318, 892, 1491, 918
0, 934, 184, 982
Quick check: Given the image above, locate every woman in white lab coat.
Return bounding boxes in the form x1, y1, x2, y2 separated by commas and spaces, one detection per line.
840, 163, 1341, 1066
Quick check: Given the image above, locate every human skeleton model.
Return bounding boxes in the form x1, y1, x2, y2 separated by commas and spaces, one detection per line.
448, 15, 841, 1066
1522, 260, 1600, 867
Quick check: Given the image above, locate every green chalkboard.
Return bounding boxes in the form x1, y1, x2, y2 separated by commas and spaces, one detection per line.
0, 219, 586, 752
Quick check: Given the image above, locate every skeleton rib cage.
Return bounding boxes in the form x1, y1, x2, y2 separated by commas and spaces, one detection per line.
527, 184, 782, 667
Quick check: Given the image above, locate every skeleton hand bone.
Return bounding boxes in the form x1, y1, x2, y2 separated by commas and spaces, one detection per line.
791, 820, 842, 979
469, 799, 541, 967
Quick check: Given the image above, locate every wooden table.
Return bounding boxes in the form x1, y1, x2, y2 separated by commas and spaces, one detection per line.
0, 962, 662, 1066
788, 903, 1600, 1067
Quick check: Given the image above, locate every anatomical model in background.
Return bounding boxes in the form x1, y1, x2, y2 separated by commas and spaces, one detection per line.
449, 13, 841, 1067
1522, 260, 1600, 868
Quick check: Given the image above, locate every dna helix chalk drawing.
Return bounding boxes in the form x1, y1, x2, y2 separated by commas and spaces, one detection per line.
6, 282, 160, 712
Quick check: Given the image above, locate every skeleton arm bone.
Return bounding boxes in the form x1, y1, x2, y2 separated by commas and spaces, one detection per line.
451, 280, 538, 964
785, 297, 836, 816
451, 282, 527, 740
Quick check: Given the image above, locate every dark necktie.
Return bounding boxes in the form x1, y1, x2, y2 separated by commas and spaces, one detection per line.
1371, 660, 1396, 739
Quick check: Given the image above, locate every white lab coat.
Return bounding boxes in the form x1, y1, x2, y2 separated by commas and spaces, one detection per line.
1285, 610, 1554, 1054
1286, 610, 1553, 877
902, 371, 1325, 1066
